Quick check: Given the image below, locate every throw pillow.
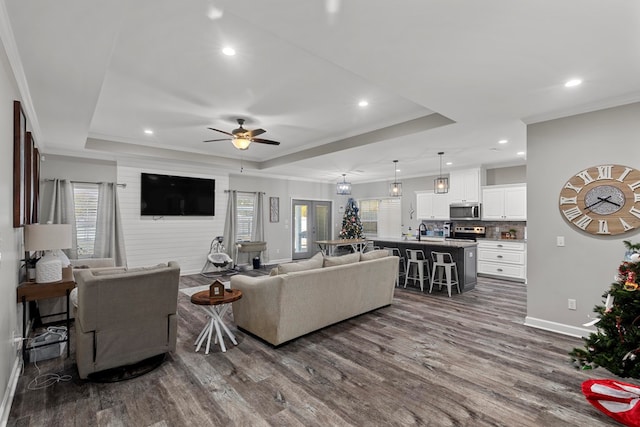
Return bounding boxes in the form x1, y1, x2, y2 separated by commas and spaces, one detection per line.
277, 252, 324, 274
360, 249, 390, 261
323, 252, 360, 267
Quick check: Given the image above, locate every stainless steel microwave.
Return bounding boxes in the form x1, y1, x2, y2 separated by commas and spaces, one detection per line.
449, 203, 481, 220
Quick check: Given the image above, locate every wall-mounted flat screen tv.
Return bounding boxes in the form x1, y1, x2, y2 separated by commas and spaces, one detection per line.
141, 173, 215, 216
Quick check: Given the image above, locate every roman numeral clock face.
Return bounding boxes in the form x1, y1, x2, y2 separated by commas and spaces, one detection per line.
559, 164, 640, 236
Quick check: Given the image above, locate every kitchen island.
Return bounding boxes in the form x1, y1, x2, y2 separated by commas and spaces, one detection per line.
372, 238, 477, 292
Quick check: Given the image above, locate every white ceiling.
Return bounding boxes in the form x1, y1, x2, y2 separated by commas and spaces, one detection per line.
3, 0, 640, 184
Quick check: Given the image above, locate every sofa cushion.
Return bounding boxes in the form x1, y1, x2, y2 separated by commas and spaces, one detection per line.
360, 249, 390, 261
323, 252, 360, 267
276, 252, 324, 275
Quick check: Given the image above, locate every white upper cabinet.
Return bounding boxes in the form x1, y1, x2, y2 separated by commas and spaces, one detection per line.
481, 184, 527, 220
416, 191, 449, 220
448, 168, 481, 203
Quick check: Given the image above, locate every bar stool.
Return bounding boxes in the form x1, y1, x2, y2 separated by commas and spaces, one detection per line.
430, 251, 460, 297
385, 247, 406, 286
404, 249, 430, 292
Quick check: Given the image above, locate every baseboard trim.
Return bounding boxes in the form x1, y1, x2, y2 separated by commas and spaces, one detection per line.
524, 316, 594, 338
0, 354, 22, 427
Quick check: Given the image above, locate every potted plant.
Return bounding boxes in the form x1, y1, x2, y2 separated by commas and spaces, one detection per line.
509, 229, 517, 239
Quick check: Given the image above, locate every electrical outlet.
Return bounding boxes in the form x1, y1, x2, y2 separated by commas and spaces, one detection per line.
568, 299, 577, 310
557, 236, 565, 247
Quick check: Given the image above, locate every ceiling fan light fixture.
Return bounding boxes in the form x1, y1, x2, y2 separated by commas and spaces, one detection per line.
232, 137, 251, 150
389, 160, 402, 197
336, 174, 352, 195
434, 152, 449, 194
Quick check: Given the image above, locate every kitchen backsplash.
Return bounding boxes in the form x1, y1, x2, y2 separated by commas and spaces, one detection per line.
418, 220, 527, 240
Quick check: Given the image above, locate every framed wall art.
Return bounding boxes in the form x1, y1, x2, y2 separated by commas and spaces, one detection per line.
13, 100, 26, 227
270, 197, 279, 223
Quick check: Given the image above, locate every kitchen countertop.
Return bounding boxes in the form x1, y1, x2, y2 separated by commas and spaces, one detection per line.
372, 237, 477, 248
476, 237, 527, 243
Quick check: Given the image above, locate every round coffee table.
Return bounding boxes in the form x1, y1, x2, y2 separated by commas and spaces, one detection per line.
190, 288, 243, 354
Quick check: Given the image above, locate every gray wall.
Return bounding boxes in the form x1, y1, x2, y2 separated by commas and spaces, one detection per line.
229, 173, 334, 263
39, 154, 117, 222
0, 33, 25, 423
486, 165, 526, 185
527, 102, 640, 336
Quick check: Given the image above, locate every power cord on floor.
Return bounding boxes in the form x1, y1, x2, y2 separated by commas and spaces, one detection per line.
26, 327, 72, 390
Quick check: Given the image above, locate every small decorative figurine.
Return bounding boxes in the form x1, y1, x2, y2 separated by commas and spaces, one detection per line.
209, 280, 226, 300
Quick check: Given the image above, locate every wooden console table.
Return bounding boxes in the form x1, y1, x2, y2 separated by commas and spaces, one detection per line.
17, 280, 75, 362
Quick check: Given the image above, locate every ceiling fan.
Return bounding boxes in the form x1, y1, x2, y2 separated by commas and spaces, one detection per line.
204, 119, 281, 150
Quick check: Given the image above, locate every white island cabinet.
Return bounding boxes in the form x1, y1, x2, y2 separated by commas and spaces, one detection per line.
416, 191, 449, 220
481, 184, 526, 221
477, 240, 526, 282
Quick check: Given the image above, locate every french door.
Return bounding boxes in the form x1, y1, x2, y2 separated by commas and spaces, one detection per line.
292, 199, 331, 260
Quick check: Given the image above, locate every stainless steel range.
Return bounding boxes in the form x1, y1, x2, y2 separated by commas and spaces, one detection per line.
451, 226, 486, 241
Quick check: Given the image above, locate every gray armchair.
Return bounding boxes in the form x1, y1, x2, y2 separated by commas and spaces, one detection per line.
73, 261, 180, 379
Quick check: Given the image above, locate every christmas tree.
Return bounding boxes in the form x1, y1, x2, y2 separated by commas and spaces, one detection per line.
339, 198, 363, 239
570, 240, 640, 378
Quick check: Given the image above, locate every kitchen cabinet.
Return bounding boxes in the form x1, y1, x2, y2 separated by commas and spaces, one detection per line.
477, 240, 526, 282
449, 168, 481, 203
481, 184, 526, 220
416, 191, 449, 220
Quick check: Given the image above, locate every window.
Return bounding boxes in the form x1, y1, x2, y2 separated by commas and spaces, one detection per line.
73, 183, 99, 258
236, 193, 256, 241
357, 198, 401, 238
358, 199, 379, 235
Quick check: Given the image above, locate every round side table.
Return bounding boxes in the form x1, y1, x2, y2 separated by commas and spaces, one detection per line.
190, 288, 243, 354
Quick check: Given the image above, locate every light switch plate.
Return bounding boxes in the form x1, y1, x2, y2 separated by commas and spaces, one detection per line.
557, 236, 565, 247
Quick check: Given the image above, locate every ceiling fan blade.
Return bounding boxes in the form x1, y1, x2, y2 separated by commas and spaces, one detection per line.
207, 127, 233, 136
251, 138, 281, 145
248, 128, 266, 137
203, 138, 231, 142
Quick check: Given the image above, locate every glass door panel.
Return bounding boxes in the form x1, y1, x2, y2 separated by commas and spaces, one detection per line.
292, 200, 331, 260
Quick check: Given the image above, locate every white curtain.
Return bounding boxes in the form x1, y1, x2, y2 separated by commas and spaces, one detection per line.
223, 191, 238, 265
47, 179, 78, 259
93, 183, 127, 267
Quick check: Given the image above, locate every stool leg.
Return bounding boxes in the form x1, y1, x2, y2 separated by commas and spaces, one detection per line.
418, 262, 424, 292
404, 263, 410, 288
445, 265, 452, 297
429, 266, 435, 293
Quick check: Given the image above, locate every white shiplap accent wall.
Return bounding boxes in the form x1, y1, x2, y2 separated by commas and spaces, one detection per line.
117, 162, 228, 275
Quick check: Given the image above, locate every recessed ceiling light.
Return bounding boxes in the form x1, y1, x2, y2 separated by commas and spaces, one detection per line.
446, 162, 453, 166
564, 78, 582, 88
144, 129, 153, 135
358, 100, 369, 107
517, 151, 526, 156
498, 139, 508, 144
222, 47, 236, 56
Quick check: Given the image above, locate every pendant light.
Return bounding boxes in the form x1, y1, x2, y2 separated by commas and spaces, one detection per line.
389, 160, 402, 197
434, 151, 449, 194
336, 174, 352, 195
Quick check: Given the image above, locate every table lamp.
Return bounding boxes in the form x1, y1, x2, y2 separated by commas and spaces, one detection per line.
24, 224, 72, 283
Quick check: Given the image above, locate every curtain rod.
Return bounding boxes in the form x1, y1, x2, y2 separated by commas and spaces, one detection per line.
45, 178, 127, 188
224, 190, 265, 194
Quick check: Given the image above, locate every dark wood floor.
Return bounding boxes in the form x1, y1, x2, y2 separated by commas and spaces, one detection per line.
8, 274, 623, 426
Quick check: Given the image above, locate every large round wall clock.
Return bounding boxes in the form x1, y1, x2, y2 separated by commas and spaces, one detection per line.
559, 164, 640, 236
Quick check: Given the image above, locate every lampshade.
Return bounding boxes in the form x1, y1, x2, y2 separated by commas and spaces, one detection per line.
389, 160, 402, 197
434, 152, 449, 194
24, 224, 72, 251
232, 138, 251, 150
336, 174, 352, 195
24, 224, 72, 283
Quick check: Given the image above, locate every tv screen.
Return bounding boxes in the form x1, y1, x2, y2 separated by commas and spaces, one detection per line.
141, 173, 215, 216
